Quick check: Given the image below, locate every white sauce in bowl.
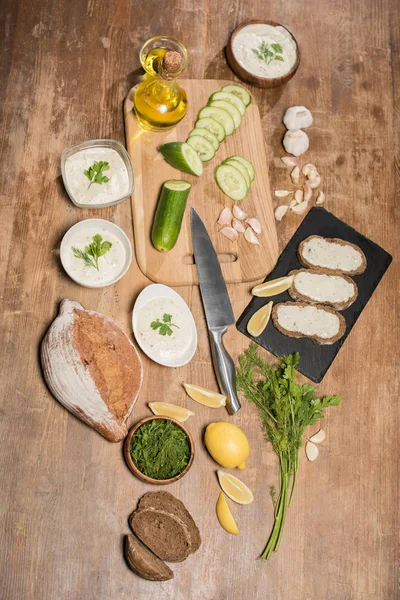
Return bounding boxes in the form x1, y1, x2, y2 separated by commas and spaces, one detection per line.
64, 147, 130, 206
232, 24, 297, 78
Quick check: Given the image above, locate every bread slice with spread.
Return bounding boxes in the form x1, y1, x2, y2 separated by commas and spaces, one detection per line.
272, 302, 346, 345
288, 268, 358, 310
298, 236, 367, 275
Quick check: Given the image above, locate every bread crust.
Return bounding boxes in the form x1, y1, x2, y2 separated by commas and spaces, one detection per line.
298, 236, 367, 275
288, 268, 358, 310
124, 535, 174, 581
272, 302, 346, 345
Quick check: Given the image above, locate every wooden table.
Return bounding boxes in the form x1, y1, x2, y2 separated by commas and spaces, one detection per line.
1, 1, 399, 599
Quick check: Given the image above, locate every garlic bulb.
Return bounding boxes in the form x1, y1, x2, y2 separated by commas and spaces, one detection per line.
283, 106, 313, 130
283, 129, 310, 157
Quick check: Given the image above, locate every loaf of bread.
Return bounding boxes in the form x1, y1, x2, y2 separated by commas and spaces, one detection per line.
124, 535, 174, 581
288, 268, 358, 310
272, 302, 346, 345
298, 236, 367, 275
41, 299, 143, 442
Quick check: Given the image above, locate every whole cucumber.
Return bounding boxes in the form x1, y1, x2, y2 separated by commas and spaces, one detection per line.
151, 180, 192, 252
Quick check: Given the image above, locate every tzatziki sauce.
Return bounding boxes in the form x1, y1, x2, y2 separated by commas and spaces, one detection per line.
277, 304, 340, 339
294, 271, 355, 304
64, 226, 126, 286
64, 147, 130, 206
136, 297, 193, 360
232, 24, 297, 78
302, 238, 363, 273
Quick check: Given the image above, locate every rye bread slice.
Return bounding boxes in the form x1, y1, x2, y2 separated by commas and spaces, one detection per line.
138, 492, 201, 554
298, 236, 367, 275
272, 302, 346, 345
129, 508, 191, 563
288, 269, 358, 310
124, 535, 174, 581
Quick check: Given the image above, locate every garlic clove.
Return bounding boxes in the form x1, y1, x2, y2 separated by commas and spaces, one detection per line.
305, 441, 319, 461
308, 429, 326, 444
289, 199, 296, 208
302, 163, 316, 176
308, 168, 319, 180
283, 129, 310, 157
245, 217, 262, 235
291, 165, 300, 184
316, 191, 325, 205
219, 227, 238, 242
280, 156, 299, 167
291, 200, 309, 214
274, 190, 292, 198
217, 207, 233, 226
306, 176, 321, 189
283, 106, 313, 130
303, 185, 313, 202
244, 227, 260, 245
274, 205, 289, 221
232, 218, 246, 233
294, 189, 304, 204
232, 205, 247, 220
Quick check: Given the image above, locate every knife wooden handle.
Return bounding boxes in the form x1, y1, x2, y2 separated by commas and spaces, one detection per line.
209, 327, 241, 415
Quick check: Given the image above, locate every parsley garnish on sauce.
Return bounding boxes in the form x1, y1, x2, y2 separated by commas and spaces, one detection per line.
84, 161, 111, 189
150, 313, 180, 336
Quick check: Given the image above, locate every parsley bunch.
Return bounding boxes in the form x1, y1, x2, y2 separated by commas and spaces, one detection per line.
236, 343, 341, 559
72, 233, 112, 271
252, 41, 284, 65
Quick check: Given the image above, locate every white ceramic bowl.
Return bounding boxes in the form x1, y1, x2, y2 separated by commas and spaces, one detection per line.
60, 218, 132, 288
132, 284, 197, 368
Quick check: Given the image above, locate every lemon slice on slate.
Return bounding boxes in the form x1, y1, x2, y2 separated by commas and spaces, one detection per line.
183, 383, 226, 408
216, 492, 239, 535
148, 402, 194, 422
246, 301, 273, 337
217, 471, 254, 505
251, 275, 294, 297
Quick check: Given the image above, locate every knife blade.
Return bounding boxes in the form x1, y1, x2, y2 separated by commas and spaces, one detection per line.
191, 208, 241, 415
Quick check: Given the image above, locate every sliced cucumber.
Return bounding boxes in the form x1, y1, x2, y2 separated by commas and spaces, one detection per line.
188, 127, 219, 151
221, 84, 252, 107
159, 142, 203, 176
209, 91, 246, 116
228, 155, 255, 182
208, 100, 242, 129
215, 163, 248, 202
198, 106, 234, 136
152, 180, 191, 252
195, 117, 225, 142
187, 135, 215, 162
224, 158, 251, 189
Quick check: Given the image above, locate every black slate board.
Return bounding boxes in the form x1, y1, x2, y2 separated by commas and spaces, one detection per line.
236, 207, 392, 383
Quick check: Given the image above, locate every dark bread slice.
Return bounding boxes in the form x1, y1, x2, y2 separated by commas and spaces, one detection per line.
298, 236, 367, 275
129, 508, 191, 563
288, 268, 358, 310
272, 302, 346, 345
138, 492, 201, 554
124, 535, 174, 581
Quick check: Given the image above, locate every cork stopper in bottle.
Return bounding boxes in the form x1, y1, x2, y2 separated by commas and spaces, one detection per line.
161, 50, 183, 74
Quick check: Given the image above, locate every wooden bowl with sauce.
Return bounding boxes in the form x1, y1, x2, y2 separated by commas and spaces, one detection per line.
124, 415, 195, 485
226, 20, 300, 88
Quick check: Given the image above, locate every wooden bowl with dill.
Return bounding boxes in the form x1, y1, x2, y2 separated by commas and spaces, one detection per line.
124, 416, 195, 484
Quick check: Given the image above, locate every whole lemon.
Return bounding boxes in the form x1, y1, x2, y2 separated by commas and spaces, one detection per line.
204, 422, 250, 470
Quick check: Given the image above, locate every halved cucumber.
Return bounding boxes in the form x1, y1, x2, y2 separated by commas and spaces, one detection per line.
215, 163, 248, 202
224, 158, 251, 189
159, 142, 203, 176
187, 135, 216, 162
221, 84, 252, 107
188, 127, 219, 151
208, 100, 242, 129
198, 106, 234, 135
195, 117, 225, 142
228, 155, 255, 182
152, 180, 192, 252
209, 91, 246, 116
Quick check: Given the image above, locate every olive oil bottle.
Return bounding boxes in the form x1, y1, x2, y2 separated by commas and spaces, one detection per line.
134, 37, 188, 132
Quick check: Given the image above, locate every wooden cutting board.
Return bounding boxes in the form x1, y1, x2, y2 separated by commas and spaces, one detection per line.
124, 79, 279, 286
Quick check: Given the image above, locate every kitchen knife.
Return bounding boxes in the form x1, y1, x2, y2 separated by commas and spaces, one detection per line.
191, 208, 241, 415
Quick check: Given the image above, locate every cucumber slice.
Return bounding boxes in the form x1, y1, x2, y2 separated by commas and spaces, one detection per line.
208, 100, 242, 129
221, 84, 252, 107
187, 135, 216, 162
188, 127, 219, 151
159, 142, 203, 176
195, 117, 225, 142
215, 163, 248, 201
224, 158, 251, 189
228, 155, 255, 182
152, 180, 191, 252
198, 106, 234, 136
209, 91, 246, 116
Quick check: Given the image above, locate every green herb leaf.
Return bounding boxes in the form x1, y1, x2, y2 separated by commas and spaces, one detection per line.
72, 233, 112, 271
150, 313, 179, 336
252, 41, 285, 65
271, 43, 283, 54
84, 161, 111, 188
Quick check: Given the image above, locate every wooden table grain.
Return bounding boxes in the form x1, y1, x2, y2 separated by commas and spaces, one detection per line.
0, 1, 399, 599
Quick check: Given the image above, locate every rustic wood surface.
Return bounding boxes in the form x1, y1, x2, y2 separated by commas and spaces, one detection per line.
124, 79, 279, 286
0, 1, 399, 599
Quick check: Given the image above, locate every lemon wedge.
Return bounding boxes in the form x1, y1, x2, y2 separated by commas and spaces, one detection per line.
246, 301, 273, 337
251, 275, 294, 297
216, 492, 239, 535
148, 402, 194, 422
217, 471, 254, 505
183, 383, 226, 408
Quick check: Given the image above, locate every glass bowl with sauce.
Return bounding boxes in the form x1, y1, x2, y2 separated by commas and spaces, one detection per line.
61, 139, 134, 208
227, 20, 300, 88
